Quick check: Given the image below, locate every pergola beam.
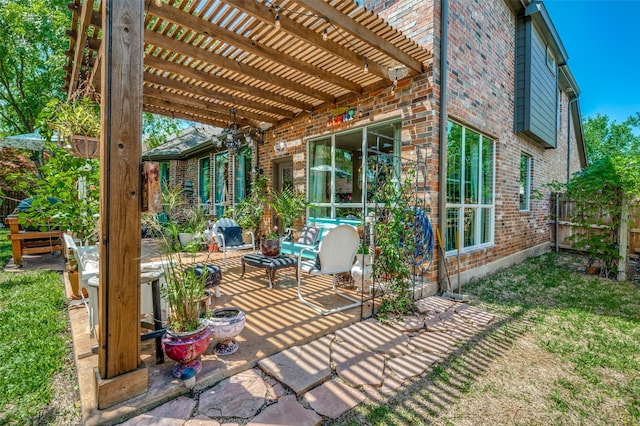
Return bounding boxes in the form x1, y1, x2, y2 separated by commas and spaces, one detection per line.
227, 0, 391, 82
299, 0, 424, 73
148, 1, 363, 94
67, 0, 95, 97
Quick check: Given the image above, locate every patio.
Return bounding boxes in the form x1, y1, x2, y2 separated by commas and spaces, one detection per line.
67, 242, 381, 425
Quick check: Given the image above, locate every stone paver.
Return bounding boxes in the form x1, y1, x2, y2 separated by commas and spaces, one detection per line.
332, 340, 385, 386
247, 396, 322, 426
114, 297, 498, 425
388, 315, 425, 333
198, 368, 267, 419
335, 318, 412, 355
120, 396, 195, 426
258, 335, 333, 395
453, 303, 495, 326
415, 296, 458, 313
387, 352, 440, 380
303, 379, 366, 419
184, 415, 222, 425
410, 330, 457, 354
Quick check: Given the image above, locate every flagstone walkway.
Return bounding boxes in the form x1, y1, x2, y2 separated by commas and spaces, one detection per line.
120, 296, 495, 425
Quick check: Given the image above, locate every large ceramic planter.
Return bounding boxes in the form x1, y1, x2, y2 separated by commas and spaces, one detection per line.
207, 307, 246, 356
351, 254, 372, 291
260, 238, 280, 257
162, 320, 211, 378
178, 232, 195, 247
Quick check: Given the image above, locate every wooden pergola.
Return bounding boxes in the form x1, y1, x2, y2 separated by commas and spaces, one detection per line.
64, 0, 431, 408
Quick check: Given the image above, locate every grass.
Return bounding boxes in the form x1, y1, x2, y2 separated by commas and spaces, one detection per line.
0, 229, 79, 425
335, 252, 640, 425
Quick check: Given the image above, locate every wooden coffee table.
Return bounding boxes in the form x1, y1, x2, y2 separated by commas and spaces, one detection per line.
241, 253, 298, 288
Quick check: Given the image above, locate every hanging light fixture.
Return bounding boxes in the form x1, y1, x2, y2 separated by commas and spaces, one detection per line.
219, 107, 242, 154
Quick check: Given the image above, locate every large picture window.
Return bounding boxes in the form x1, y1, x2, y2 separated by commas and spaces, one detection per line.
446, 122, 495, 252
307, 120, 400, 219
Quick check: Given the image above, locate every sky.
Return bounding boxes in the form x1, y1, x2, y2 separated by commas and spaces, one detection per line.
543, 0, 640, 124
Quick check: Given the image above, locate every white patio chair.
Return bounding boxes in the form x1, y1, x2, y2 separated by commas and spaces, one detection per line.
297, 224, 361, 315
63, 233, 99, 335
211, 218, 255, 270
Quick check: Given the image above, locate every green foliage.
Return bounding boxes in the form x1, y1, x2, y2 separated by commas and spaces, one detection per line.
14, 141, 100, 243
143, 113, 185, 149
45, 97, 101, 139
269, 186, 308, 236
0, 270, 70, 424
373, 167, 417, 317
0, 0, 69, 135
583, 113, 640, 163
555, 114, 640, 278
228, 174, 268, 236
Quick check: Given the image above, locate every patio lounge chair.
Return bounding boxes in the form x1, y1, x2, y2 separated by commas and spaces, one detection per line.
210, 218, 256, 270
297, 224, 361, 315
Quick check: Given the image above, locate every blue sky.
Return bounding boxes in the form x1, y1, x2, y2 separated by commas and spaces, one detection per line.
544, 0, 640, 124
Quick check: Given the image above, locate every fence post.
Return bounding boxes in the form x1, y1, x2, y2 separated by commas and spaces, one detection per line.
618, 197, 629, 281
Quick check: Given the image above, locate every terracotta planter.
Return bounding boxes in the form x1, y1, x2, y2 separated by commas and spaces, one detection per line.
260, 238, 280, 257
586, 266, 601, 276
207, 307, 246, 355
66, 265, 81, 299
69, 135, 99, 159
162, 320, 211, 378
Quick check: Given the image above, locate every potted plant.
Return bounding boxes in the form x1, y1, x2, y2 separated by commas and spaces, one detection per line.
261, 225, 281, 257
46, 97, 101, 158
269, 187, 308, 239
227, 174, 268, 238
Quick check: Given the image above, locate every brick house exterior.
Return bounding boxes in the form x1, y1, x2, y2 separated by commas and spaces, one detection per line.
146, 0, 586, 291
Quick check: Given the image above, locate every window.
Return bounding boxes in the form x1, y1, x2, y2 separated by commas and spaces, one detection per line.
307, 120, 400, 219
213, 152, 229, 218
198, 157, 210, 207
446, 122, 495, 252
546, 46, 556, 73
519, 154, 532, 211
159, 162, 169, 189
234, 146, 252, 203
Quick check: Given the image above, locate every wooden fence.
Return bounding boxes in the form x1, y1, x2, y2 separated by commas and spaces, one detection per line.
549, 194, 640, 259
0, 191, 21, 226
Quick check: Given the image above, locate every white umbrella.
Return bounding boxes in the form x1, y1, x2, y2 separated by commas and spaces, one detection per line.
0, 131, 59, 151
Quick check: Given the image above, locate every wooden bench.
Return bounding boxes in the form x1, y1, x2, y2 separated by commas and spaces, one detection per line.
5, 216, 63, 266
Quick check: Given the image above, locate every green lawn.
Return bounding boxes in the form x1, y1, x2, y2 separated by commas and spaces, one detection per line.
0, 229, 79, 425
337, 253, 640, 425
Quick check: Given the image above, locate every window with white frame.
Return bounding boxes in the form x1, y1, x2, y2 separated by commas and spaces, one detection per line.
445, 121, 495, 252
307, 120, 400, 219
519, 154, 532, 211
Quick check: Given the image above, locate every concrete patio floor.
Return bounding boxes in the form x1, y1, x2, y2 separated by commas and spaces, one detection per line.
65, 244, 387, 425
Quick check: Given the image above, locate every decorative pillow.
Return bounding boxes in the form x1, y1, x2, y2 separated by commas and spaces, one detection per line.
297, 226, 320, 246
218, 226, 244, 247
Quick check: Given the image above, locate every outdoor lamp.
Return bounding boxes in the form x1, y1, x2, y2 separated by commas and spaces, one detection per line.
180, 367, 197, 397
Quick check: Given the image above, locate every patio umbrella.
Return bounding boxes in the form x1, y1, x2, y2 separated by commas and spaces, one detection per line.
0, 131, 49, 151
310, 164, 351, 178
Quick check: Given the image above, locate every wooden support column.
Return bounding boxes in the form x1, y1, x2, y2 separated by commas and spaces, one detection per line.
96, 0, 146, 409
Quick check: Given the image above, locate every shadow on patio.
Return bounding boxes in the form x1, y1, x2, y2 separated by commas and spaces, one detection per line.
68, 244, 374, 425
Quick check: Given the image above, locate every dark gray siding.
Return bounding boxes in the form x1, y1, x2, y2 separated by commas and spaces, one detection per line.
514, 17, 558, 148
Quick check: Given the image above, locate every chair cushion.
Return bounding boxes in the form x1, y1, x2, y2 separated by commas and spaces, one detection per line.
81, 252, 99, 273
297, 226, 320, 246
218, 226, 244, 247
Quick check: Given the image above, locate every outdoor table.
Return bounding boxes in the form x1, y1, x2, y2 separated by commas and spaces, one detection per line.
88, 268, 166, 364
240, 253, 298, 289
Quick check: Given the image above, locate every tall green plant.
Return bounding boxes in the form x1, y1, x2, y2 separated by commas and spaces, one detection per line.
372, 166, 418, 317
228, 174, 268, 236
269, 187, 308, 235
13, 141, 99, 243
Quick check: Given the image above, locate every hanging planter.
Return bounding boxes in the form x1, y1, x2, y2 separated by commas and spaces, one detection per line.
47, 97, 101, 159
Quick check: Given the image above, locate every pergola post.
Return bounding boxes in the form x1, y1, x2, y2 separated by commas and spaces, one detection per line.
95, 0, 146, 409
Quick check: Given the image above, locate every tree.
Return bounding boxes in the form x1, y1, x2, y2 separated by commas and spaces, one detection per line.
557, 113, 640, 278
583, 113, 640, 163
0, 0, 69, 135
143, 113, 186, 149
